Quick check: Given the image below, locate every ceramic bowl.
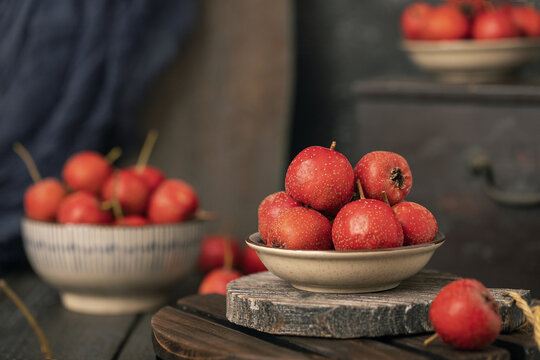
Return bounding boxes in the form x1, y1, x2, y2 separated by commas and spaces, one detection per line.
402, 38, 540, 83
246, 232, 445, 293
21, 218, 212, 315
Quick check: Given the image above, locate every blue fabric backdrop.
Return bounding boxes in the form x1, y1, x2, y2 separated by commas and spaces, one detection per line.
0, 0, 197, 272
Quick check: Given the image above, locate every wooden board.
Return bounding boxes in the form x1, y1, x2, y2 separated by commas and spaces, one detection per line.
226, 270, 530, 338
151, 293, 540, 360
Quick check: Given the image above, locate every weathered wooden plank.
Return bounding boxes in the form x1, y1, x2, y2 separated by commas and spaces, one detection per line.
152, 306, 325, 360
0, 272, 136, 360
177, 294, 429, 360
226, 270, 530, 338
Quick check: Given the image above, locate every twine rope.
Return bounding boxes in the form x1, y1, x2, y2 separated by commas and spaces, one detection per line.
506, 291, 540, 351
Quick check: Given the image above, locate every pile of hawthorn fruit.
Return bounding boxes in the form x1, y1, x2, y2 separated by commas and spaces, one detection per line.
16, 132, 201, 226
258, 142, 437, 251
401, 0, 540, 40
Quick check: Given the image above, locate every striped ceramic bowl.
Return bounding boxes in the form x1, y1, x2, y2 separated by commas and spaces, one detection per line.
21, 218, 212, 315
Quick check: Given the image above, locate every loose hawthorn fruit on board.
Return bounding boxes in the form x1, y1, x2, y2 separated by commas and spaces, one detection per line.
57, 191, 112, 225
269, 206, 333, 250
355, 151, 412, 206
101, 169, 150, 215
241, 246, 267, 274
147, 179, 199, 224
257, 191, 302, 244
197, 234, 241, 273
332, 199, 404, 250
198, 268, 242, 295
421, 5, 469, 40
393, 201, 438, 246
401, 2, 433, 39
285, 142, 355, 216
62, 151, 112, 195
429, 279, 502, 350
24, 178, 66, 222
472, 9, 519, 39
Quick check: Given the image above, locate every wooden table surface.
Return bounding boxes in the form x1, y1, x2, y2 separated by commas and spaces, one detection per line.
1, 271, 539, 360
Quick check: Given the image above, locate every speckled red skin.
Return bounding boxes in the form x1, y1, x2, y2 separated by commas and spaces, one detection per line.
241, 246, 267, 274
258, 191, 302, 244
285, 146, 355, 216
269, 207, 333, 250
198, 268, 243, 295
332, 199, 404, 250
429, 279, 502, 350
147, 179, 199, 224
393, 201, 438, 246
129, 165, 165, 193
354, 151, 412, 206
102, 169, 150, 215
57, 191, 113, 224
197, 234, 241, 273
24, 178, 67, 221
114, 215, 149, 226
62, 151, 112, 195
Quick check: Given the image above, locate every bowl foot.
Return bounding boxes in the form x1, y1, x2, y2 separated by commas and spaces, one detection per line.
61, 292, 168, 315
290, 282, 401, 294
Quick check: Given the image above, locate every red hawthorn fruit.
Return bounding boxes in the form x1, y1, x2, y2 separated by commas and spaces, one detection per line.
24, 178, 67, 222
422, 5, 470, 40
401, 2, 433, 39
393, 201, 438, 246
57, 191, 113, 225
472, 9, 519, 39
62, 151, 112, 195
257, 191, 302, 244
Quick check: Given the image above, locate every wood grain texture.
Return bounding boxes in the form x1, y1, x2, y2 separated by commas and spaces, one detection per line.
0, 273, 137, 360
138, 0, 293, 240
226, 269, 530, 338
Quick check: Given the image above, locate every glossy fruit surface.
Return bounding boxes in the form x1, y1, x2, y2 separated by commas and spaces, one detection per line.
147, 179, 198, 224
422, 5, 469, 40
510, 6, 540, 37
114, 215, 150, 226
429, 279, 502, 350
270, 207, 333, 250
257, 191, 302, 244
57, 191, 112, 225
241, 247, 267, 274
62, 151, 112, 194
24, 178, 66, 221
472, 9, 519, 39
198, 268, 242, 295
130, 165, 165, 193
102, 170, 150, 215
393, 201, 438, 245
332, 199, 404, 250
401, 2, 433, 39
355, 151, 412, 206
285, 145, 355, 216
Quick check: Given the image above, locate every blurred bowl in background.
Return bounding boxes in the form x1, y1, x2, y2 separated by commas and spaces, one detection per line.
22, 218, 212, 315
402, 38, 540, 83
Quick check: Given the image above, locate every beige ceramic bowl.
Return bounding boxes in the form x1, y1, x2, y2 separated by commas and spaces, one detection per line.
246, 232, 445, 293
22, 218, 212, 315
402, 38, 540, 83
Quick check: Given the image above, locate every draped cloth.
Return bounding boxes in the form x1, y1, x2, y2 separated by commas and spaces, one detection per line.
0, 0, 196, 272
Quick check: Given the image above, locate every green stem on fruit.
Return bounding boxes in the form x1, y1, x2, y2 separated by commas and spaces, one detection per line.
330, 141, 336, 151
0, 279, 54, 360
424, 333, 438, 347
13, 142, 42, 183
135, 129, 159, 173
357, 180, 365, 200
382, 191, 390, 206
105, 147, 122, 164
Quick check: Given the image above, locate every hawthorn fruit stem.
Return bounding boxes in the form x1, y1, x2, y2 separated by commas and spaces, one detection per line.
111, 171, 123, 220
357, 180, 366, 200
329, 141, 336, 151
424, 333, 439, 347
105, 147, 122, 164
13, 142, 42, 183
136, 129, 159, 173
223, 239, 233, 270
382, 191, 390, 206
0, 279, 54, 359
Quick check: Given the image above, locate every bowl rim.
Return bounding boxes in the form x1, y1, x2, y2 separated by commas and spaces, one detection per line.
402, 37, 540, 52
21, 217, 212, 230
246, 232, 445, 258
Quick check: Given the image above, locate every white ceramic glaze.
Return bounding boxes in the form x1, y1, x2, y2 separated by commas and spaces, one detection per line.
246, 232, 445, 293
402, 38, 540, 83
21, 218, 211, 314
